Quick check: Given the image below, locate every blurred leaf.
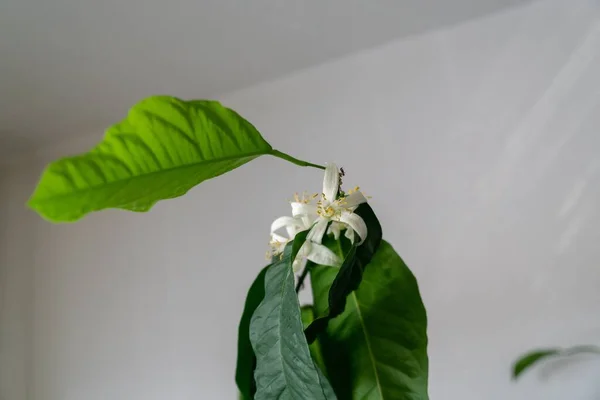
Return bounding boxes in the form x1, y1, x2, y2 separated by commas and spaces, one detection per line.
512, 345, 600, 380
311, 240, 428, 399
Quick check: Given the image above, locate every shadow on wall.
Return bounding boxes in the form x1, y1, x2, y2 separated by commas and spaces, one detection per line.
373, 0, 536, 40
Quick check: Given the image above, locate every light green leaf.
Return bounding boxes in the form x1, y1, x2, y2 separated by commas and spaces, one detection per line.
235, 265, 270, 399
512, 345, 600, 379
311, 240, 428, 400
28, 96, 273, 222
249, 243, 337, 400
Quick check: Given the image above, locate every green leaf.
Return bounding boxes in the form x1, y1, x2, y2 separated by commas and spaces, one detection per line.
28, 96, 273, 222
512, 345, 600, 380
301, 306, 328, 378
311, 240, 428, 399
235, 265, 271, 400
250, 243, 337, 400
305, 203, 382, 343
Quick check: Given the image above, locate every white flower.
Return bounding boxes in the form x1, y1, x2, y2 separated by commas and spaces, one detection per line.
269, 193, 339, 271
293, 162, 368, 245
269, 163, 369, 272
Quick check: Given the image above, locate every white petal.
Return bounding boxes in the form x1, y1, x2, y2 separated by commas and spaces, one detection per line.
339, 212, 368, 244
343, 191, 368, 209
301, 215, 316, 228
292, 257, 307, 273
306, 242, 341, 267
292, 241, 312, 272
271, 216, 302, 234
285, 225, 298, 238
322, 163, 339, 202
271, 233, 287, 243
291, 202, 318, 217
344, 226, 355, 243
307, 218, 328, 244
327, 221, 343, 240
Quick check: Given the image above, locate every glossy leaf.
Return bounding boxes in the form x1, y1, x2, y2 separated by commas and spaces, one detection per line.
28, 96, 272, 222
250, 243, 336, 400
512, 345, 600, 379
235, 265, 270, 399
311, 240, 428, 399
305, 203, 382, 343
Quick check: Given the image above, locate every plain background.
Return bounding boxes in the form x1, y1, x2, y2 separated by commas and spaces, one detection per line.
3, 0, 600, 399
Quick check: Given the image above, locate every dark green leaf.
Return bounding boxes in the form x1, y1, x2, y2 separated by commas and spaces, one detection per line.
305, 203, 382, 343
250, 243, 336, 400
235, 265, 270, 399
311, 240, 428, 399
512, 345, 600, 379
28, 96, 273, 222
301, 306, 328, 378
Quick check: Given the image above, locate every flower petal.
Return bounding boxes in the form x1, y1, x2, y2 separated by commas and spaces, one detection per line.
292, 257, 307, 273
339, 212, 368, 244
344, 226, 355, 243
322, 163, 339, 202
292, 241, 312, 272
343, 191, 368, 209
327, 221, 343, 240
307, 218, 328, 244
306, 242, 341, 267
291, 202, 318, 217
301, 215, 316, 228
270, 233, 287, 244
271, 216, 302, 234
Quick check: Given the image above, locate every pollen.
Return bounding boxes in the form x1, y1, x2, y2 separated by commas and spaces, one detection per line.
291, 191, 314, 204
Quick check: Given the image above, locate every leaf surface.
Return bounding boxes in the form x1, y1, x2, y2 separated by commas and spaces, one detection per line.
305, 203, 382, 343
29, 96, 272, 222
250, 243, 336, 400
311, 241, 428, 399
236, 265, 270, 399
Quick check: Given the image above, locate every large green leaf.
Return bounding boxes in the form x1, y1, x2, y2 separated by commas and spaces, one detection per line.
28, 96, 273, 222
311, 240, 428, 399
305, 203, 382, 343
301, 306, 328, 378
236, 265, 271, 400
512, 345, 600, 380
249, 243, 336, 400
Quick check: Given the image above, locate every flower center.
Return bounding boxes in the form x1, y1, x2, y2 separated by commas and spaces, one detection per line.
318, 204, 336, 218
317, 196, 348, 220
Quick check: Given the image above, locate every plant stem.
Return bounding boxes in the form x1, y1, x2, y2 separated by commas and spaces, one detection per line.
271, 150, 325, 170
295, 265, 311, 293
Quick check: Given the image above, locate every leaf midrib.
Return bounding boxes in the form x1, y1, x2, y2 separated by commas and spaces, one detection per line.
31, 149, 271, 203
351, 291, 384, 399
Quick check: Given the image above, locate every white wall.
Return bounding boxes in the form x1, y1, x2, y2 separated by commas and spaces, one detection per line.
0, 169, 35, 400
3, 0, 600, 399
